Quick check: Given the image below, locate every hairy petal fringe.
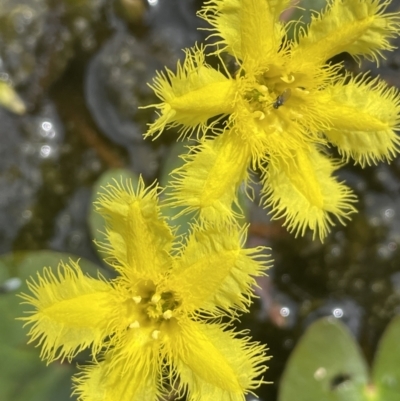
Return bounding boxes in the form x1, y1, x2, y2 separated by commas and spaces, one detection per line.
168, 319, 269, 401
19, 260, 119, 363
95, 176, 174, 280
170, 223, 271, 314
165, 132, 252, 224
261, 147, 358, 241
323, 73, 400, 165
293, 0, 400, 64
144, 46, 235, 139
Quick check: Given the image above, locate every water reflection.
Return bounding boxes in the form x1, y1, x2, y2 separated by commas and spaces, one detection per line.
313, 367, 327, 380
280, 307, 290, 318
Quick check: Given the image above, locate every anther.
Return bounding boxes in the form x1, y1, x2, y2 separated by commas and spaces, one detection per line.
253, 111, 265, 120
151, 330, 160, 340
281, 74, 295, 83
151, 294, 161, 304
129, 321, 140, 329
163, 310, 172, 320
132, 296, 142, 304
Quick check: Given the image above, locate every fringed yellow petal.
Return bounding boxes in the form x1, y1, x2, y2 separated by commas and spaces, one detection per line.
144, 46, 235, 139
169, 223, 270, 314
167, 319, 268, 400
199, 0, 290, 64
165, 132, 252, 224
294, 0, 400, 64
239, 0, 287, 67
73, 333, 161, 401
326, 127, 400, 167
198, 0, 243, 57
19, 260, 118, 363
322, 74, 400, 165
262, 147, 358, 241
325, 74, 400, 131
95, 177, 173, 280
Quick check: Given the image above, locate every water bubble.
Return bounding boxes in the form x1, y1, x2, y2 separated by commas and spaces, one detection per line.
280, 307, 290, 317
1, 277, 22, 292
41, 121, 52, 131
333, 308, 344, 318
0, 72, 9, 82
330, 245, 342, 257
377, 244, 391, 259
369, 216, 381, 227
40, 145, 51, 158
21, 209, 32, 220
69, 231, 83, 248
383, 208, 395, 219
40, 121, 56, 138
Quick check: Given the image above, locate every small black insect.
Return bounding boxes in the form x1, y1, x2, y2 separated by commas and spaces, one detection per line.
273, 88, 292, 109
330, 373, 352, 390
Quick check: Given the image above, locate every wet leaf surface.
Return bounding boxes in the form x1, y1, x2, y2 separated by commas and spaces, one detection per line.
278, 317, 369, 401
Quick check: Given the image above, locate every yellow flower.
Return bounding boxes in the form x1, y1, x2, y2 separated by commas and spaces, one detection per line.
20, 178, 270, 401
144, 0, 400, 240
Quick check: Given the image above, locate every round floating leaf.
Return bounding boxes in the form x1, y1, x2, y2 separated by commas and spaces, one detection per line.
371, 315, 400, 400
278, 317, 369, 401
89, 168, 139, 257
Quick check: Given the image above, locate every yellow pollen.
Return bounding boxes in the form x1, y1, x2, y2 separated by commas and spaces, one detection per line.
132, 296, 142, 304
163, 310, 173, 319
151, 294, 161, 304
129, 321, 140, 329
151, 330, 160, 340
259, 85, 268, 93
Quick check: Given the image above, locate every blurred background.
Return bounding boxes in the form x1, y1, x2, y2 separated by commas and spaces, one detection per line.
1, 0, 400, 400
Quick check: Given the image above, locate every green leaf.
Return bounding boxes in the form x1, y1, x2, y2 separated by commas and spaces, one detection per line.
371, 315, 400, 400
278, 317, 369, 401
0, 250, 105, 401
89, 168, 139, 256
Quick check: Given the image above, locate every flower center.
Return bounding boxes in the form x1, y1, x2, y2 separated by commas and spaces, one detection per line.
127, 281, 180, 340
244, 75, 294, 121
